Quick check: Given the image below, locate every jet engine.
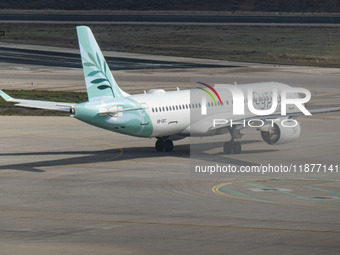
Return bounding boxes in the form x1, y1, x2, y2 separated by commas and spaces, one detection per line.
260, 119, 301, 145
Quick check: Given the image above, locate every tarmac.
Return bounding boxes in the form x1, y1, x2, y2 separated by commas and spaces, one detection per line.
0, 50, 339, 254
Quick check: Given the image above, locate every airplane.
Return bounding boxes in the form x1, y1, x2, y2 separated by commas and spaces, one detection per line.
0, 26, 338, 154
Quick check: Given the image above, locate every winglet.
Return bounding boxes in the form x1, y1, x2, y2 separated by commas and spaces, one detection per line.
0, 90, 13, 101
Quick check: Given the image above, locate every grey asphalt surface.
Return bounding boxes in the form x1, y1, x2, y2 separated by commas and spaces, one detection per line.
1, 13, 340, 24
0, 114, 339, 255
0, 46, 230, 70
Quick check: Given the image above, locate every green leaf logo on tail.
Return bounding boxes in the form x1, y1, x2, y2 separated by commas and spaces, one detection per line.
82, 52, 115, 97
77, 26, 129, 101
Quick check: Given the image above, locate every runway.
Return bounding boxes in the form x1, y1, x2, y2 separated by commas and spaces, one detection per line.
0, 115, 339, 255
0, 52, 340, 254
0, 46, 229, 70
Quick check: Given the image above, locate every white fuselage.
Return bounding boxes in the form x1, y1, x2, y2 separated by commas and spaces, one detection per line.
129, 82, 299, 138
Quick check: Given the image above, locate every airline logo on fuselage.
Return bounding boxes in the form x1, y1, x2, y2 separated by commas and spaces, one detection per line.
197, 82, 223, 106
199, 84, 311, 116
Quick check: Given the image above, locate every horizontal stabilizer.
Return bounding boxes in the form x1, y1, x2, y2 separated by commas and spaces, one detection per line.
98, 106, 145, 116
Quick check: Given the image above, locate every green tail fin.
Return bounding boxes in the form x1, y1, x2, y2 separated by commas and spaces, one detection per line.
76, 26, 129, 101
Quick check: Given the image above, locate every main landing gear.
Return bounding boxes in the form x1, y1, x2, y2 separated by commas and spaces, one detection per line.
223, 126, 242, 154
223, 141, 241, 154
155, 138, 174, 152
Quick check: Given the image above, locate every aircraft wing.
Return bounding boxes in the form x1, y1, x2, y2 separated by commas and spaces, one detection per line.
210, 107, 340, 131
308, 107, 340, 114
0, 90, 74, 112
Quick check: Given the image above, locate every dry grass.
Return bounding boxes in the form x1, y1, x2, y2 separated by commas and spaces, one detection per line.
1, 23, 340, 67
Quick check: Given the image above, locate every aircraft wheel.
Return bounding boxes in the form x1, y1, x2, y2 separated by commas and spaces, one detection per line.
164, 140, 174, 152
223, 142, 233, 154
232, 142, 242, 154
155, 139, 164, 152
